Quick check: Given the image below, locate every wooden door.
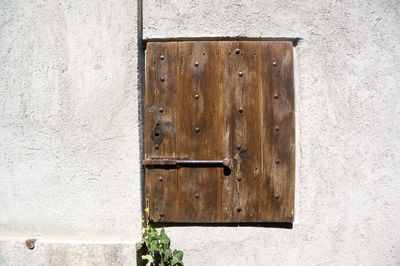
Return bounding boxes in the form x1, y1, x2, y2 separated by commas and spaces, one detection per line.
144, 41, 295, 223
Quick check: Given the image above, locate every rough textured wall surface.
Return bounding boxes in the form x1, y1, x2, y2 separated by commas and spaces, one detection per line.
143, 0, 400, 265
0, 240, 136, 265
0, 0, 140, 261
1, 0, 400, 265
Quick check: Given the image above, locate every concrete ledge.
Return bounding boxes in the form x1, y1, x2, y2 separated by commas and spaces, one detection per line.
0, 239, 137, 266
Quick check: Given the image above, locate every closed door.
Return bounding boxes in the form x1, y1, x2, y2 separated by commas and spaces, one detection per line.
144, 41, 295, 223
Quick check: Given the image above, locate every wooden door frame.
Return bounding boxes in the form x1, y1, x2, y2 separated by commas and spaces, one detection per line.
138, 38, 299, 227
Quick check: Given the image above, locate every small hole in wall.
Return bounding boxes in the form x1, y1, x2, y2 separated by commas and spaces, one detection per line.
203, 52, 205, 55
154, 132, 160, 137
228, 52, 231, 55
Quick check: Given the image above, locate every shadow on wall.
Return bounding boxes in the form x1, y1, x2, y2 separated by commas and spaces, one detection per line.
152, 222, 293, 229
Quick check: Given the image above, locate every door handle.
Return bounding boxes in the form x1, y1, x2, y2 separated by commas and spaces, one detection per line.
143, 156, 231, 168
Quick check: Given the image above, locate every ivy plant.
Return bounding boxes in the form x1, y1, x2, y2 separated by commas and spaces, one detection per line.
142, 208, 184, 266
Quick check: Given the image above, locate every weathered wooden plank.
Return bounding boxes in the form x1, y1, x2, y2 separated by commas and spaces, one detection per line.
218, 41, 262, 222
176, 41, 221, 222
144, 42, 178, 222
218, 41, 239, 222
259, 41, 295, 222
145, 41, 295, 224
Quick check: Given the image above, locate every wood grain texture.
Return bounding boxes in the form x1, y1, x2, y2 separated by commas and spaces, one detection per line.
176, 41, 220, 222
145, 42, 178, 222
218, 42, 262, 222
259, 41, 295, 222
145, 41, 295, 223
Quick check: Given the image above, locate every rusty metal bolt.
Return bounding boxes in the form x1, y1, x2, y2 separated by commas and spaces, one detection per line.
195, 126, 200, 133
275, 126, 280, 131
159, 107, 164, 113
195, 94, 199, 99
239, 71, 243, 77
194, 61, 199, 67
158, 176, 163, 182
273, 61, 278, 66
160, 55, 165, 60
160, 212, 164, 218
237, 176, 242, 182
26, 239, 36, 250
195, 193, 199, 198
236, 144, 241, 150
161, 77, 165, 81
274, 93, 279, 99
275, 159, 280, 164
235, 48, 240, 54
223, 158, 231, 168
237, 207, 242, 212
239, 107, 244, 113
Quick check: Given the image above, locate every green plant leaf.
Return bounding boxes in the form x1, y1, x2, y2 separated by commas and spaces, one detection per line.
160, 228, 171, 249
147, 228, 158, 242
141, 254, 154, 263
149, 239, 160, 252
171, 249, 183, 265
142, 226, 183, 265
164, 248, 172, 261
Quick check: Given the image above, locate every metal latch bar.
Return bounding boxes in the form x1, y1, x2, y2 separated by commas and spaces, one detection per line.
143, 156, 231, 168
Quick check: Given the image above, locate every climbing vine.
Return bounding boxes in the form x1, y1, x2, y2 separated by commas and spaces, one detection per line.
142, 208, 184, 266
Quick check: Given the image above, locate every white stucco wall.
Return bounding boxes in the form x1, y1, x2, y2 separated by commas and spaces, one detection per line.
1, 0, 400, 265
0, 0, 141, 262
142, 1, 400, 265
